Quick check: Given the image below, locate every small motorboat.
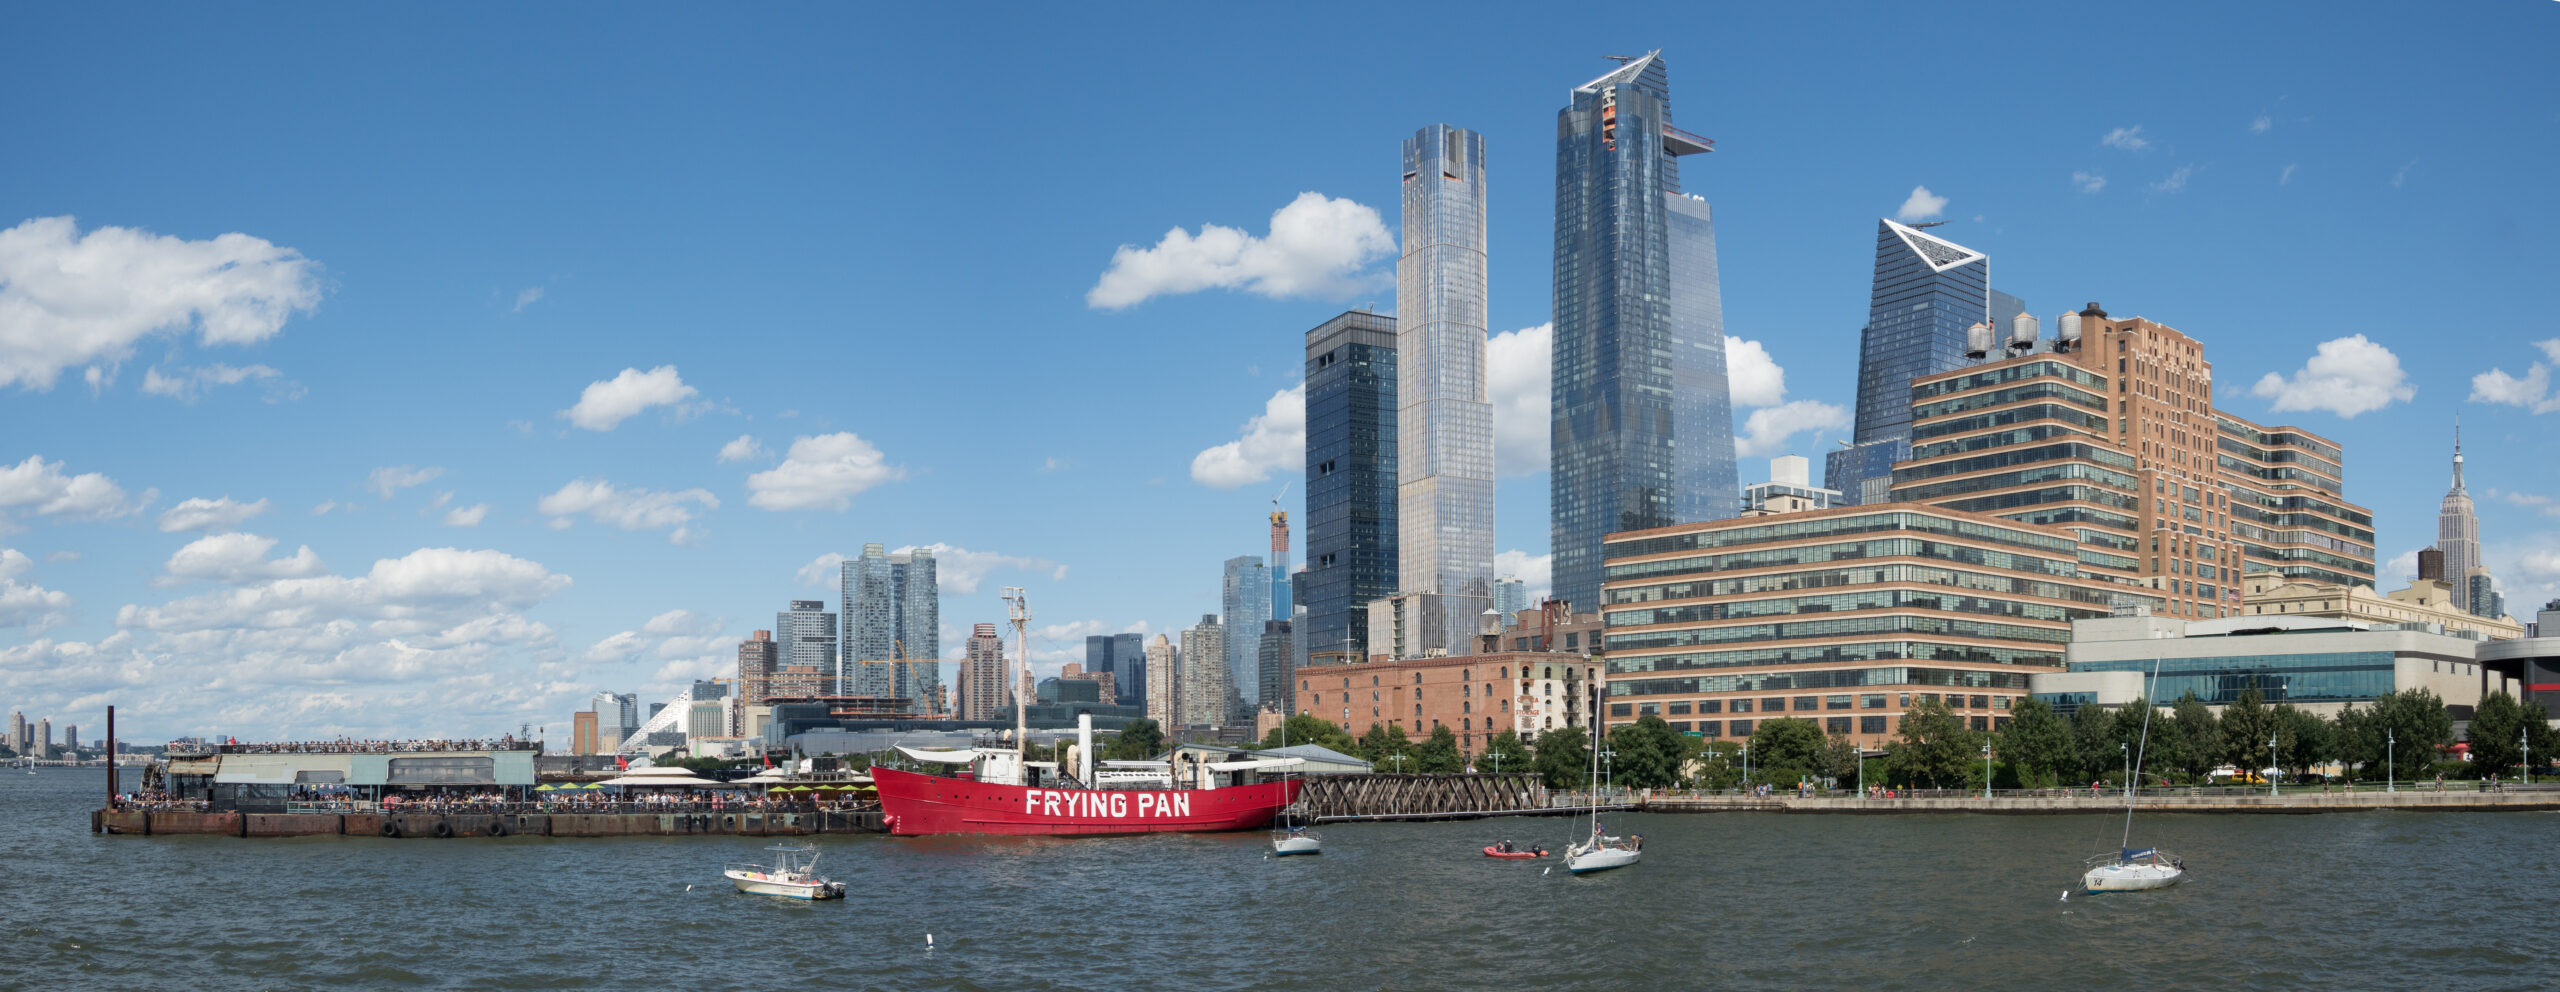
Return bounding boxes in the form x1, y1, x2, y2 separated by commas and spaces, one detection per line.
2081, 848, 2185, 893
1484, 842, 1547, 859
725, 843, 847, 900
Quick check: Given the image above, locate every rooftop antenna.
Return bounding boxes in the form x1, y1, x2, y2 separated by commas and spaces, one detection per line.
1605, 54, 1639, 62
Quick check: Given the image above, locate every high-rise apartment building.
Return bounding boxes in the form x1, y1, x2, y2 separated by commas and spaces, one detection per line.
1827, 220, 2025, 505
1494, 577, 1528, 624
1222, 555, 1269, 716
961, 623, 1006, 721
1084, 632, 1146, 709
571, 711, 598, 755
737, 630, 782, 704
1258, 619, 1295, 714
1179, 615, 1229, 727
1550, 51, 1739, 613
589, 692, 638, 744
60, 724, 75, 756
1144, 634, 1179, 729
842, 544, 940, 712
776, 599, 837, 689
1887, 303, 2373, 618
1302, 310, 1399, 666
7, 711, 22, 754
1397, 123, 1498, 655
35, 717, 51, 758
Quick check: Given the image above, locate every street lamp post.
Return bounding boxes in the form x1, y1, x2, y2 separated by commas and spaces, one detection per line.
1740, 744, 1750, 792
1981, 740, 1994, 801
2387, 727, 2395, 794
2523, 730, 2532, 787
2120, 741, 2130, 799
1600, 749, 1615, 796
1392, 752, 1406, 774
1856, 740, 1865, 800
2268, 731, 2280, 798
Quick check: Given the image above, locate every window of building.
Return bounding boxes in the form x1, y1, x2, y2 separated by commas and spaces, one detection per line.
1969, 695, 1990, 708
1609, 703, 1633, 717
1638, 703, 1659, 716
1668, 701, 1692, 715
1898, 694, 1911, 707
1861, 694, 1886, 709
1415, 704, 1423, 718
1861, 716, 1887, 735
1826, 717, 1851, 734
1729, 720, 1754, 736
1463, 701, 1472, 714
1501, 700, 1510, 712
1970, 716, 1989, 731
1311, 693, 1321, 706
1825, 695, 1852, 710
1731, 699, 1753, 713
1699, 721, 1721, 737
1698, 699, 1721, 714
1565, 633, 1580, 649
1795, 696, 1819, 711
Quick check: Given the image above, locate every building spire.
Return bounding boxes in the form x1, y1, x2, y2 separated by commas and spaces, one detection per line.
2452, 416, 2466, 492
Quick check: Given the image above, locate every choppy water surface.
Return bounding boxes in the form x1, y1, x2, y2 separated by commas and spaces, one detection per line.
6, 769, 2555, 991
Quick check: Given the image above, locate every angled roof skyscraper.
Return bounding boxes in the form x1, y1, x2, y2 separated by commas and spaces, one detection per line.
1825, 218, 2024, 504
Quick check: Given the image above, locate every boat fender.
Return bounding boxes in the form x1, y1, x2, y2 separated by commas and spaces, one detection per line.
724, 814, 736, 830
431, 819, 453, 839
490, 819, 509, 837
381, 821, 401, 838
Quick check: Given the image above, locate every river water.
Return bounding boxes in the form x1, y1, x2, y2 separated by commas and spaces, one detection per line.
6, 768, 2554, 991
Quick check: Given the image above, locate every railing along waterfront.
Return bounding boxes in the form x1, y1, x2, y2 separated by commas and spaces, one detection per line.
166, 739, 541, 755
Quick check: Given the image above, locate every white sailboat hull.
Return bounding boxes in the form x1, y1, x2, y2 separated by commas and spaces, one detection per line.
1566, 846, 1639, 875
1272, 834, 1322, 856
2082, 862, 2184, 893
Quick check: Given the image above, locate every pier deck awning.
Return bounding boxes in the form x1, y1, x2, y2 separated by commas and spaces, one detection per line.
1205, 758, 1302, 773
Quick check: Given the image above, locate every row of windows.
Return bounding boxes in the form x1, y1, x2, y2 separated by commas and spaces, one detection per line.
1605, 614, 2071, 654
1609, 640, 2065, 676
1925, 483, 2143, 517
2214, 436, 2344, 481
1607, 665, 2034, 697
1891, 463, 2142, 507
1605, 538, 2081, 584
2224, 487, 2374, 528
1912, 381, 2107, 422
1601, 510, 2078, 560
1896, 442, 2138, 487
1651, 691, 2008, 715
1912, 360, 2111, 400
2217, 454, 2344, 495
2064, 652, 2398, 703
1608, 562, 2131, 609
1910, 423, 2112, 462
2214, 417, 2344, 462
1606, 588, 2106, 630
1911, 402, 2111, 442
2236, 543, 2376, 574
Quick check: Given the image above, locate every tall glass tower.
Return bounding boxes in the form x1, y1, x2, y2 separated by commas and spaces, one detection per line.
1397, 123, 1497, 652
841, 544, 939, 711
1221, 554, 1270, 717
1550, 51, 1739, 613
1825, 220, 2026, 504
1302, 310, 1399, 666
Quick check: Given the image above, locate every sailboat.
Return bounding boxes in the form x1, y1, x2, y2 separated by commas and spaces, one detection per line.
1564, 716, 1639, 875
2081, 656, 2185, 893
1270, 724, 1320, 856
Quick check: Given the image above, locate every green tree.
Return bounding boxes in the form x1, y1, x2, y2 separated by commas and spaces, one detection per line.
1746, 717, 1826, 784
2466, 691, 2528, 779
2372, 688, 2456, 769
1605, 716, 1685, 789
2109, 695, 2181, 782
1690, 740, 1744, 790
1258, 714, 1357, 756
1821, 734, 1863, 785
2170, 693, 2224, 783
1479, 730, 1533, 776
1884, 699, 1981, 789
2071, 701, 2117, 785
1412, 725, 1465, 774
2219, 688, 2276, 777
1996, 696, 2076, 788
1532, 726, 1589, 789
1359, 722, 1416, 771
2270, 703, 2333, 779
2331, 702, 2375, 778
1102, 718, 1166, 761
2527, 700, 2560, 776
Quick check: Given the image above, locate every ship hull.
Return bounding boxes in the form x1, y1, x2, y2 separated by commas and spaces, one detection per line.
871, 766, 1301, 836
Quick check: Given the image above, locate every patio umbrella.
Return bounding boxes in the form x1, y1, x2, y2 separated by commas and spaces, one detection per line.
534, 784, 558, 792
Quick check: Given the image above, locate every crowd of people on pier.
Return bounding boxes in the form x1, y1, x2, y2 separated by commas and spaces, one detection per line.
171, 736, 537, 754
112, 791, 208, 811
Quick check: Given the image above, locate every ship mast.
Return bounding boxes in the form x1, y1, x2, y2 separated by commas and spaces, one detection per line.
1002, 586, 1030, 771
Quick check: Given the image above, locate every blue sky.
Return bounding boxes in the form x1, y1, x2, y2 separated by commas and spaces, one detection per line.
3, 3, 2555, 741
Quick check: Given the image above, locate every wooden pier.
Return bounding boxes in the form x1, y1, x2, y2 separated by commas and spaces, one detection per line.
1297, 773, 1613, 823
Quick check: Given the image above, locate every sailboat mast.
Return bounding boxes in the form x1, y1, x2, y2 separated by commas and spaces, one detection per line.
2122, 654, 2164, 850
1004, 586, 1029, 771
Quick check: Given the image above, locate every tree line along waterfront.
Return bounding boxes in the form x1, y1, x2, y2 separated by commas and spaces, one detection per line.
1060, 689, 2560, 794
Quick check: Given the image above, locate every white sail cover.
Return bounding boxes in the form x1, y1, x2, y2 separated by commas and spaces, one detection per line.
1204, 758, 1303, 773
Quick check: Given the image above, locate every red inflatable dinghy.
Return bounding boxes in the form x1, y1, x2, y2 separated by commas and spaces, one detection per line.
1483, 845, 1547, 859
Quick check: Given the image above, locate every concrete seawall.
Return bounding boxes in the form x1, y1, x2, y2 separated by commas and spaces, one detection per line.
95, 808, 884, 837
1640, 790, 2560, 815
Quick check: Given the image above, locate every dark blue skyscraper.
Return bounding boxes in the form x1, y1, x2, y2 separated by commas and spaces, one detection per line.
1550, 51, 1738, 613
1084, 632, 1145, 709
1825, 219, 2024, 504
1302, 310, 1398, 666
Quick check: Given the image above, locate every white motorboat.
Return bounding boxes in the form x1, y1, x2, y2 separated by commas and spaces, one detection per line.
1272, 825, 1321, 856
2082, 848, 2186, 893
724, 844, 846, 900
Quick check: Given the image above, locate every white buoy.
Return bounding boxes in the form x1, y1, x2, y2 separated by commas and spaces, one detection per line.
2059, 890, 2069, 902
926, 934, 934, 948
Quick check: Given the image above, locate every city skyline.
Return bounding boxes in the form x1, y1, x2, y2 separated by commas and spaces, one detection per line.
4, 5, 2558, 740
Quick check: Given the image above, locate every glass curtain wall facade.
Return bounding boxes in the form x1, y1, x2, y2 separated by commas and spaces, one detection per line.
1302, 311, 1399, 666
1085, 632, 1146, 709
1222, 555, 1270, 718
776, 600, 837, 692
842, 544, 940, 712
1397, 123, 1497, 654
1826, 220, 2016, 505
1551, 51, 1739, 614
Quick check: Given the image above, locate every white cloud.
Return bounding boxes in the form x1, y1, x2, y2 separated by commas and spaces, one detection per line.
2517, 549, 2560, 583
159, 496, 271, 533
794, 552, 848, 588
2382, 548, 2421, 580
893, 543, 1058, 596
443, 503, 490, 528
716, 434, 766, 463
537, 478, 718, 544
1726, 338, 1786, 407
1736, 400, 1852, 457
1894, 185, 1949, 223
746, 432, 904, 511
2071, 171, 2107, 194
0, 548, 72, 632
2101, 126, 2149, 151
512, 287, 544, 313
160, 532, 327, 585
2468, 339, 2560, 414
1488, 324, 1551, 477
2248, 334, 2415, 418
43, 550, 77, 563
2149, 165, 2196, 194
2280, 164, 2298, 186
311, 500, 343, 517
1191, 385, 1304, 489
0, 216, 322, 392
0, 455, 152, 523
1086, 192, 1395, 309
366, 465, 443, 499
562, 365, 697, 431
586, 608, 736, 693
1496, 549, 1552, 606
2488, 489, 2560, 519
2251, 115, 2273, 135
2392, 160, 2415, 187
139, 363, 299, 403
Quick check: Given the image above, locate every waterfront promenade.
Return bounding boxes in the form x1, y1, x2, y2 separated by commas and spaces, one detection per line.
1639, 784, 2560, 814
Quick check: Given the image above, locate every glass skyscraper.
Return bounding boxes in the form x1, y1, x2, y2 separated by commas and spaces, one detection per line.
1084, 632, 1146, 709
1825, 220, 2023, 504
1302, 310, 1399, 666
775, 599, 836, 692
1550, 51, 1739, 614
1222, 554, 1270, 717
1397, 123, 1497, 654
841, 543, 939, 711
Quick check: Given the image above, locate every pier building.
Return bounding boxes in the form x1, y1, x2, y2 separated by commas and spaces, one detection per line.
2034, 611, 2515, 721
